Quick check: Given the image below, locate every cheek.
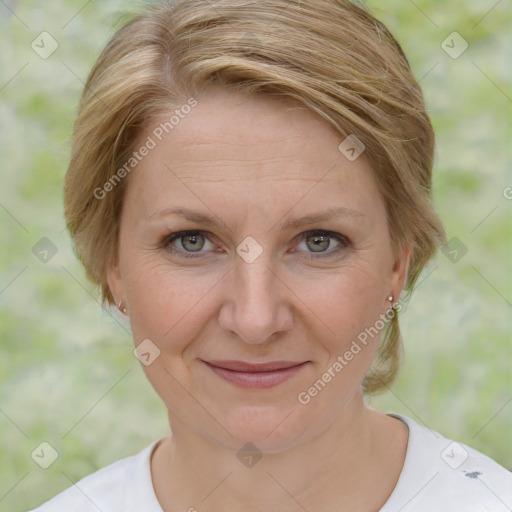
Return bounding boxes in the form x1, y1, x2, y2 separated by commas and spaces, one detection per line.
123, 259, 220, 347
299, 259, 389, 369
303, 258, 387, 328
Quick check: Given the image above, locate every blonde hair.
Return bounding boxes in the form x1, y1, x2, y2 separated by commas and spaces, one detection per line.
64, 0, 446, 394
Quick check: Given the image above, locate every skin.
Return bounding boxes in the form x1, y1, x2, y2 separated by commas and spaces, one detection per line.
107, 85, 412, 511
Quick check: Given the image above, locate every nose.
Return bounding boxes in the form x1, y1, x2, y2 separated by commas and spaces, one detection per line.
218, 253, 294, 345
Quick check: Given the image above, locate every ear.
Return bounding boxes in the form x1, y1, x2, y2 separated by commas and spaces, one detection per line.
389, 244, 412, 301
106, 261, 125, 306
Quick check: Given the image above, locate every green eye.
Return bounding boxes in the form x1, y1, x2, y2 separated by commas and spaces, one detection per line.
161, 230, 213, 258
297, 230, 350, 258
305, 233, 331, 252
179, 233, 206, 252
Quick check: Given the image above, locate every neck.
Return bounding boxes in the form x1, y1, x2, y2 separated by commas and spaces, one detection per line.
151, 392, 408, 512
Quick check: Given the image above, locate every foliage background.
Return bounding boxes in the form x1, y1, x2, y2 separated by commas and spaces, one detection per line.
0, 0, 510, 510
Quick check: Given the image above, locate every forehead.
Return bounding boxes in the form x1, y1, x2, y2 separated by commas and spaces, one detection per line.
127, 87, 382, 211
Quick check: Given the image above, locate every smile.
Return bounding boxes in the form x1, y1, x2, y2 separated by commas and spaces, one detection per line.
202, 360, 310, 389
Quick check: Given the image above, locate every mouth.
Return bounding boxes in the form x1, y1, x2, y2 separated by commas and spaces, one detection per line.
202, 360, 310, 389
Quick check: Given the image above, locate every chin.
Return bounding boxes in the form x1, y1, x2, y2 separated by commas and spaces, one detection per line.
210, 404, 310, 453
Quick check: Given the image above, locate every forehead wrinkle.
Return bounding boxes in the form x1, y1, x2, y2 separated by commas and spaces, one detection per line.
166, 171, 331, 184
159, 160, 336, 183
170, 155, 303, 166
176, 135, 306, 147
171, 128, 316, 150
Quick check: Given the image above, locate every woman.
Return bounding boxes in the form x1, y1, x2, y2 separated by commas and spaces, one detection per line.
29, 0, 511, 510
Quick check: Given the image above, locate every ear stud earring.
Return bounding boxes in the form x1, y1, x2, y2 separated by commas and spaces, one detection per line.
117, 300, 128, 314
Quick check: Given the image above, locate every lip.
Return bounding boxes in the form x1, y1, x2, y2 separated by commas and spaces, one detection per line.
206, 360, 306, 372
202, 360, 309, 389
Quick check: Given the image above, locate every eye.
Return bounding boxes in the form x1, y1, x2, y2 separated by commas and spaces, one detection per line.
160, 230, 216, 258
160, 229, 350, 260
295, 230, 350, 258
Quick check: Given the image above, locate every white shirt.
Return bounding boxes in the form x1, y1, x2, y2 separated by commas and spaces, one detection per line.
28, 414, 512, 511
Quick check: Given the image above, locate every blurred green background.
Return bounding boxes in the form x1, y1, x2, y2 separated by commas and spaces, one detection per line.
1, 0, 511, 510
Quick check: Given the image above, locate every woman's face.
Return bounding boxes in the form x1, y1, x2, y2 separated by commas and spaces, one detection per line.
108, 86, 410, 451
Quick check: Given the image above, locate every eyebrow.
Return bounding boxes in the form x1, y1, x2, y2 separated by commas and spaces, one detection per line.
146, 206, 364, 230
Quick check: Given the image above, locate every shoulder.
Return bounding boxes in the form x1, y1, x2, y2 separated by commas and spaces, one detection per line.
27, 439, 162, 512
381, 413, 512, 512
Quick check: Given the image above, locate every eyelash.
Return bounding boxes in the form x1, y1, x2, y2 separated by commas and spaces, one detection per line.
159, 230, 351, 260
